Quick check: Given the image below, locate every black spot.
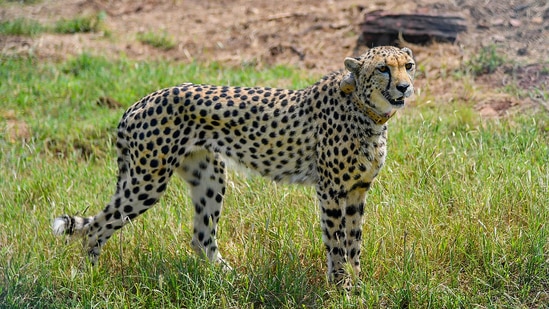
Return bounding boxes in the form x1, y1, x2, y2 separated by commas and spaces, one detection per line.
325, 208, 342, 218
155, 137, 163, 146
215, 193, 223, 203
138, 194, 148, 201
358, 204, 364, 216
144, 198, 157, 206
350, 248, 357, 259
157, 183, 167, 193
354, 229, 362, 240
345, 205, 357, 216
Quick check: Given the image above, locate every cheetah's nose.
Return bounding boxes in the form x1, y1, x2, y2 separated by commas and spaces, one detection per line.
396, 83, 410, 94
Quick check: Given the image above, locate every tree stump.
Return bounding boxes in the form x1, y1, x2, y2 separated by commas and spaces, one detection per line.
357, 10, 467, 48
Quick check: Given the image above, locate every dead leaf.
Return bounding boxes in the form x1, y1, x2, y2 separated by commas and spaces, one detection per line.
509, 19, 521, 27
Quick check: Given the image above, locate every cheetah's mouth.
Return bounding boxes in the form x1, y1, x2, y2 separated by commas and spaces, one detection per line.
382, 90, 405, 107
387, 95, 405, 107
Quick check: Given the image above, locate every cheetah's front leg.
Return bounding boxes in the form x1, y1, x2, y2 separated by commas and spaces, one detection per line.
317, 185, 369, 288
317, 189, 349, 286
343, 184, 369, 278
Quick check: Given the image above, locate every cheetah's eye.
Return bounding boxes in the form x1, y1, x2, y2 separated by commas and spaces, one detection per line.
377, 65, 389, 73
405, 63, 414, 70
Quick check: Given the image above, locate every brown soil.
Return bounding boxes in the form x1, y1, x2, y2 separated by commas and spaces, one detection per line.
1, 0, 548, 117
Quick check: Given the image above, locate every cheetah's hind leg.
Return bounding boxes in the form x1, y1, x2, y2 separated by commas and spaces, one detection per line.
176, 150, 232, 270
51, 128, 172, 264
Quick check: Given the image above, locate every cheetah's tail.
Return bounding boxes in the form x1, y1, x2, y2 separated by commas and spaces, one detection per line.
52, 214, 93, 237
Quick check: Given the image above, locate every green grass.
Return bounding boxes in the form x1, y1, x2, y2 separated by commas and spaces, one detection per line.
53, 12, 106, 34
137, 31, 176, 50
1, 54, 548, 308
0, 13, 106, 36
0, 17, 45, 36
466, 45, 506, 76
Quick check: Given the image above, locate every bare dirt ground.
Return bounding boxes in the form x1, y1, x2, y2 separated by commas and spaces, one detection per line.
1, 0, 548, 116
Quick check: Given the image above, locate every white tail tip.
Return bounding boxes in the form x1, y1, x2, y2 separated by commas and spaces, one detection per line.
52, 217, 67, 235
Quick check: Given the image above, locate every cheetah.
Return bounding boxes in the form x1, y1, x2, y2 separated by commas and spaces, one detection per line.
52, 46, 416, 287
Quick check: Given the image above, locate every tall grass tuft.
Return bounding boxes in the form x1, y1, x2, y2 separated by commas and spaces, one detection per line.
0, 17, 45, 36
137, 31, 177, 51
53, 12, 106, 34
467, 45, 506, 75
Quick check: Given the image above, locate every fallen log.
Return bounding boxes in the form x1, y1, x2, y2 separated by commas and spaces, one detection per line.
357, 10, 467, 47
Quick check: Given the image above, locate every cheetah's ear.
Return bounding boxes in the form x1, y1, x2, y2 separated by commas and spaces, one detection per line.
344, 57, 361, 74
339, 73, 356, 94
341, 57, 360, 93
401, 47, 414, 58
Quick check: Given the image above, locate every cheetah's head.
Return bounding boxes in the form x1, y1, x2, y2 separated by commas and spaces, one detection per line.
341, 46, 415, 121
